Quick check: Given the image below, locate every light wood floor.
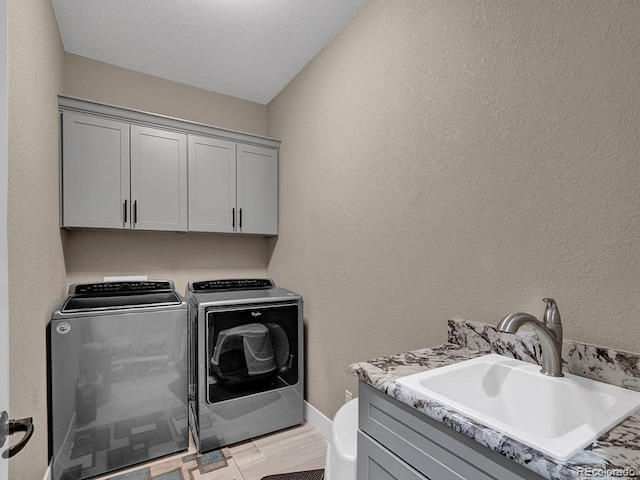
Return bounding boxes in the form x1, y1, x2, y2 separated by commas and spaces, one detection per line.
94, 422, 327, 479
229, 422, 327, 480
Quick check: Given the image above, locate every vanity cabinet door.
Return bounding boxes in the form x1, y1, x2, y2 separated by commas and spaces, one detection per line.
61, 112, 130, 229
358, 431, 430, 480
236, 144, 278, 235
130, 125, 187, 231
188, 135, 236, 233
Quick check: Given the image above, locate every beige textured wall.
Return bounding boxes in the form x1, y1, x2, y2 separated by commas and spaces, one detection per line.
267, 0, 640, 418
65, 53, 268, 136
7, 37, 268, 476
64, 231, 268, 294
63, 54, 270, 291
8, 0, 66, 477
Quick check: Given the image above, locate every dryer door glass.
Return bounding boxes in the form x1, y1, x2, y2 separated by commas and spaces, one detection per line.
205, 303, 299, 403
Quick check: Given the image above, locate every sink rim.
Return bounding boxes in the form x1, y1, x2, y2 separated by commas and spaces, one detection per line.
396, 353, 640, 461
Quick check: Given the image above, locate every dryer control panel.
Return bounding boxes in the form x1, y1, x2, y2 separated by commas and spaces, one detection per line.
190, 279, 274, 292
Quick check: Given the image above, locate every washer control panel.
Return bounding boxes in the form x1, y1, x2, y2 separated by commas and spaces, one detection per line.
71, 281, 173, 295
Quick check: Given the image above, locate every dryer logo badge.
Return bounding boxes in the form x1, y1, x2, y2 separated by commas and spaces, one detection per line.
251, 311, 262, 317
56, 322, 71, 335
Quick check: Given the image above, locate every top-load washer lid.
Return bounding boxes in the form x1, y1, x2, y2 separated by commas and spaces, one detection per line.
61, 281, 182, 312
189, 278, 274, 293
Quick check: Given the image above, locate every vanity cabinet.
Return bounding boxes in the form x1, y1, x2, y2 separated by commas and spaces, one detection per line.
357, 382, 542, 480
188, 136, 277, 235
59, 96, 279, 235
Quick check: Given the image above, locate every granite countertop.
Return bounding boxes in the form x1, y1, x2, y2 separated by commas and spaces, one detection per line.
348, 320, 640, 480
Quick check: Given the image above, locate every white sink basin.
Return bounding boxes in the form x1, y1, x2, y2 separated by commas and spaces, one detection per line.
396, 354, 640, 461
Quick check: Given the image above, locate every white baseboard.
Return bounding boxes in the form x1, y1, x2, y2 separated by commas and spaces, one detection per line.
43, 464, 51, 480
303, 400, 332, 440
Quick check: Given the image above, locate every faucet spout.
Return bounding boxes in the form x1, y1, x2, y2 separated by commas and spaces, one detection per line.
496, 299, 564, 377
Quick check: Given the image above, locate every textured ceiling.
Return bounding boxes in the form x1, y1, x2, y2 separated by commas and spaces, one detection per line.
51, 0, 368, 105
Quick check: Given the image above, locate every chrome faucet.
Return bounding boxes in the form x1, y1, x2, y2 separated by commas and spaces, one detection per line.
496, 298, 564, 377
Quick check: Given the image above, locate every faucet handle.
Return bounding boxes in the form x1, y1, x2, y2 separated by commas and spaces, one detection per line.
542, 298, 561, 325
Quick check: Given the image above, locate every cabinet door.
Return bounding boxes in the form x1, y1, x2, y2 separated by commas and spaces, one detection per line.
130, 125, 188, 231
62, 112, 130, 229
236, 144, 278, 235
188, 135, 236, 233
358, 431, 430, 480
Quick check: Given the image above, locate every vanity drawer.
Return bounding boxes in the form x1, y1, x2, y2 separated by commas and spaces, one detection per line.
358, 430, 429, 480
358, 382, 542, 480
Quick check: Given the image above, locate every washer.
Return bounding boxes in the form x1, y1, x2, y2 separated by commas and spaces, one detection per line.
48, 280, 188, 480
185, 278, 303, 452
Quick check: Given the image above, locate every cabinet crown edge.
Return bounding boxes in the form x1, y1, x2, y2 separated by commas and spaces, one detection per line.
58, 95, 281, 150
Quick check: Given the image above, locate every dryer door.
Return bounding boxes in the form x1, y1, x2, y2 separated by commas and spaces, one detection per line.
205, 302, 299, 404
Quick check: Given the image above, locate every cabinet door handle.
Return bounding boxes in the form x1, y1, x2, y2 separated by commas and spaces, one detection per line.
123, 200, 128, 224
133, 200, 137, 225
239, 208, 243, 229
232, 208, 235, 228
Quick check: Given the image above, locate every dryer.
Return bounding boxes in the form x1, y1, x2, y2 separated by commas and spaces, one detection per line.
185, 279, 303, 452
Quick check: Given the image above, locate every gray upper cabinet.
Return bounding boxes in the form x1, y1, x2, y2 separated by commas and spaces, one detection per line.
237, 144, 278, 235
61, 112, 130, 229
61, 112, 187, 232
131, 125, 187, 232
188, 135, 236, 233
59, 96, 280, 235
188, 136, 278, 235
